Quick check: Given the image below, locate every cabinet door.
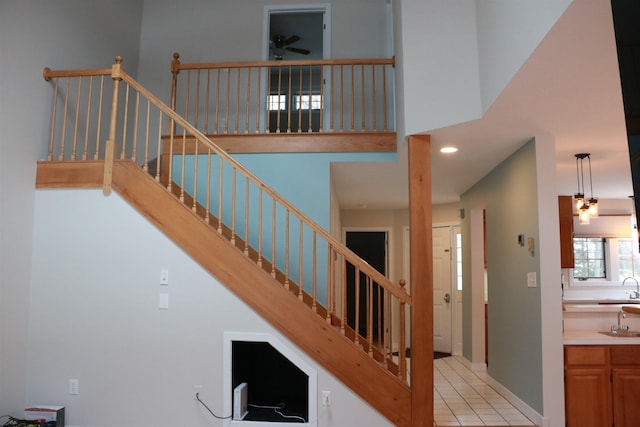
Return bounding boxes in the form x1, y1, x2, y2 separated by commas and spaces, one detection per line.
558, 196, 574, 268
613, 368, 640, 427
565, 367, 612, 427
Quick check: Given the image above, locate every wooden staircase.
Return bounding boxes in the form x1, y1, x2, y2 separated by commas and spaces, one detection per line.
36, 159, 412, 426
38, 56, 436, 426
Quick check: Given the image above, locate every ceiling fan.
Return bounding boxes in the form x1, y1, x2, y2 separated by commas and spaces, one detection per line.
269, 35, 311, 60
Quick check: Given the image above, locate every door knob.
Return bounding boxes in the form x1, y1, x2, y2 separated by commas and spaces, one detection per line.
444, 293, 451, 303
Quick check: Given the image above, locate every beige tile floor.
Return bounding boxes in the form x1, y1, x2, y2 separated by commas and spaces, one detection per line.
433, 356, 535, 426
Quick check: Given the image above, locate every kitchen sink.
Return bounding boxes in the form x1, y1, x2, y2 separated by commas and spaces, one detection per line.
598, 330, 640, 337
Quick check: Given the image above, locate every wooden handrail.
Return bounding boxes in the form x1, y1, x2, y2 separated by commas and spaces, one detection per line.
171, 54, 395, 71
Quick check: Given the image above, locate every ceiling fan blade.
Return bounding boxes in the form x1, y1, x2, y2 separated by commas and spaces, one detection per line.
286, 46, 310, 55
284, 35, 301, 45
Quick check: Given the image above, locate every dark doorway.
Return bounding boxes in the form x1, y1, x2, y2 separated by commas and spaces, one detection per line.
232, 341, 308, 422
345, 231, 387, 343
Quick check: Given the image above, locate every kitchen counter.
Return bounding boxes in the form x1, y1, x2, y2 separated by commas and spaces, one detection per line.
564, 330, 640, 345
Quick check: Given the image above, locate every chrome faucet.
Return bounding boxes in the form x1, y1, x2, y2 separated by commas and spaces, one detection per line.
614, 310, 630, 332
622, 277, 640, 299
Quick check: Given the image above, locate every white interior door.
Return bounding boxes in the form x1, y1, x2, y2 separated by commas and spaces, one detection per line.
432, 226, 452, 353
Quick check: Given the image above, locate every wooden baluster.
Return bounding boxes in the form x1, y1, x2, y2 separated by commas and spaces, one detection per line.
60, 77, 70, 160
205, 148, 212, 224
120, 84, 130, 160
340, 257, 347, 334
276, 65, 282, 133
312, 231, 317, 312
46, 75, 58, 161
257, 188, 263, 267
179, 128, 186, 202
225, 67, 231, 134
339, 65, 344, 132
244, 176, 250, 256
235, 67, 240, 134
204, 69, 211, 134
155, 110, 162, 182
399, 279, 407, 381
298, 64, 303, 133
377, 280, 382, 346
287, 65, 292, 133
82, 77, 93, 160
361, 64, 365, 132
214, 69, 221, 134
255, 66, 261, 134
184, 70, 191, 125
245, 67, 251, 133
271, 199, 277, 278
103, 56, 123, 196
308, 65, 313, 132
143, 99, 150, 172
94, 76, 104, 160
383, 289, 390, 369
371, 65, 377, 132
382, 65, 388, 132
131, 91, 140, 162
329, 65, 334, 132
326, 246, 333, 323
298, 221, 304, 300
367, 276, 374, 356
194, 70, 200, 129
192, 137, 198, 212
355, 266, 360, 345
72, 77, 81, 160
318, 65, 323, 133
266, 66, 272, 133
284, 209, 290, 290
231, 166, 237, 246
217, 156, 223, 234
350, 65, 355, 132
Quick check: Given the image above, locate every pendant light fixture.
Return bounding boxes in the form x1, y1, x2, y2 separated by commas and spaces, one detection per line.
574, 153, 598, 225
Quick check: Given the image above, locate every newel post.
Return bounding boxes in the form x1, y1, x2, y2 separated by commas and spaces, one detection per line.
408, 134, 433, 426
103, 55, 123, 196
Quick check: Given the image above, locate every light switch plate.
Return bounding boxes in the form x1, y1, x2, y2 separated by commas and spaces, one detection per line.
159, 293, 169, 309
527, 272, 537, 288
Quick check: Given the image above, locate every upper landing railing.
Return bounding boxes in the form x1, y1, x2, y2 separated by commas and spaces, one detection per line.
41, 56, 410, 382
170, 53, 396, 136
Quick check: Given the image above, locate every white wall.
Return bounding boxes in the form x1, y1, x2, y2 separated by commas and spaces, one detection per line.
395, 0, 571, 138
0, 0, 143, 416
395, 0, 482, 137
474, 0, 572, 113
27, 189, 393, 427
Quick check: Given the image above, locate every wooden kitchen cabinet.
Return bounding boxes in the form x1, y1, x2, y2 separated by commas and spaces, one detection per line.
611, 346, 640, 426
558, 195, 574, 268
565, 345, 640, 427
564, 346, 611, 427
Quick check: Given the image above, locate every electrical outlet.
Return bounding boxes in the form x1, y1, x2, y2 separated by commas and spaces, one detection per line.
194, 385, 203, 400
160, 269, 169, 285
321, 390, 331, 406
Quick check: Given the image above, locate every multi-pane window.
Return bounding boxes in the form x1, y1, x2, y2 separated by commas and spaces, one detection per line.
617, 238, 640, 278
268, 94, 287, 111
294, 94, 322, 110
268, 94, 323, 111
573, 237, 606, 280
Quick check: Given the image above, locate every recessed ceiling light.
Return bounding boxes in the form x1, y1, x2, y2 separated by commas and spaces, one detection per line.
440, 146, 458, 154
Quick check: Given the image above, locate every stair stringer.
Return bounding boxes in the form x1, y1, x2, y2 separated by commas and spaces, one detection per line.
110, 161, 412, 426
